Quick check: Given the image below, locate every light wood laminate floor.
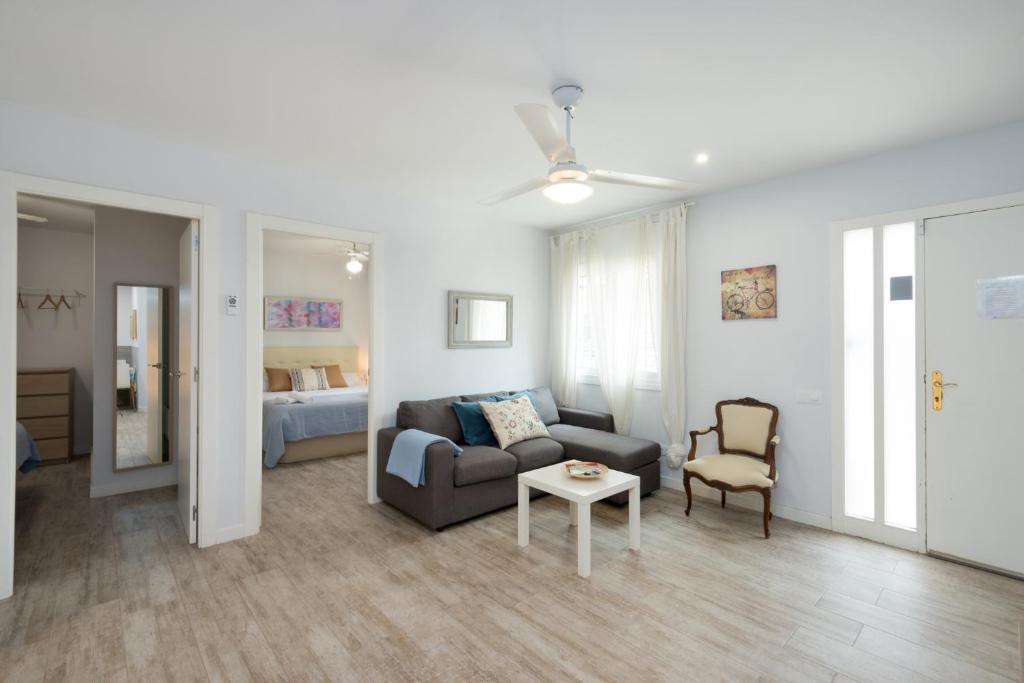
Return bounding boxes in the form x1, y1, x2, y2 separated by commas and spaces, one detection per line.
3, 455, 1022, 682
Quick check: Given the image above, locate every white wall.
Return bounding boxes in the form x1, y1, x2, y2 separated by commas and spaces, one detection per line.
262, 239, 370, 372
577, 119, 1024, 524
16, 225, 94, 454
1, 101, 549, 539
92, 206, 190, 497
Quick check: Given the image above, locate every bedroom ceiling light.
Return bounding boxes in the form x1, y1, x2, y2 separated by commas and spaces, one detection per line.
346, 255, 364, 275
695, 152, 709, 164
543, 179, 593, 204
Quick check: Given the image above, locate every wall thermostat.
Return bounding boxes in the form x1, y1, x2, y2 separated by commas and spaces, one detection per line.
225, 294, 239, 316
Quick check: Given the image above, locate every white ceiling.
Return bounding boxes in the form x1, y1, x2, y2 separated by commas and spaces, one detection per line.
264, 230, 369, 261
17, 194, 95, 234
2, 1, 1023, 229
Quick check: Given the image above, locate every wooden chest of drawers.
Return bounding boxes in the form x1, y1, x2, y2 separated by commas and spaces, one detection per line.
17, 367, 74, 464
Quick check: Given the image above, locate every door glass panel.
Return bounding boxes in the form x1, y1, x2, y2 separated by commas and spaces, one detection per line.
883, 223, 916, 529
844, 228, 875, 520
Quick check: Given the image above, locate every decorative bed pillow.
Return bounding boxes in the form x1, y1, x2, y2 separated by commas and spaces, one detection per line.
289, 367, 329, 392
342, 371, 366, 387
479, 396, 550, 450
312, 364, 347, 388
452, 397, 500, 446
265, 367, 293, 392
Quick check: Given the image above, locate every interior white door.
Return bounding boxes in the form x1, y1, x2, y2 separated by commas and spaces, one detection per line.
925, 204, 1024, 576
178, 221, 199, 544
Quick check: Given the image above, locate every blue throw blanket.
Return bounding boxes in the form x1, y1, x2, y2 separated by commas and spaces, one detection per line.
263, 392, 368, 467
16, 422, 40, 473
386, 429, 463, 487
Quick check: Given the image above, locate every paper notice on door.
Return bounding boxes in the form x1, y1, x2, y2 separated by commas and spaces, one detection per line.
977, 276, 1024, 319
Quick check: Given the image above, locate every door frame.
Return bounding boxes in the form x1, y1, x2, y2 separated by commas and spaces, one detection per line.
0, 171, 221, 600
244, 213, 379, 538
829, 190, 1024, 552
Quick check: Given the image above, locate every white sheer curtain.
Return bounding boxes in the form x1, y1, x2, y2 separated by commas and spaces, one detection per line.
656, 205, 687, 467
584, 219, 654, 434
550, 232, 581, 407
549, 204, 688, 449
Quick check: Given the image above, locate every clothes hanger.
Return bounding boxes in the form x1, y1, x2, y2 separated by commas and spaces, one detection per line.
56, 291, 72, 310
38, 290, 57, 310
17, 292, 25, 309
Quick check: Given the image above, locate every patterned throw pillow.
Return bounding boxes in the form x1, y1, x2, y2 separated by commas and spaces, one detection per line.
479, 396, 550, 449
289, 367, 329, 392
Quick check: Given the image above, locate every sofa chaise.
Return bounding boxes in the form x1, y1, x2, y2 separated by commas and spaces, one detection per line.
376, 388, 661, 530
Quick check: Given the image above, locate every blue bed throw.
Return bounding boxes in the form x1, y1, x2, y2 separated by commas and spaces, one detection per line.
16, 422, 40, 473
263, 392, 368, 468
386, 429, 463, 487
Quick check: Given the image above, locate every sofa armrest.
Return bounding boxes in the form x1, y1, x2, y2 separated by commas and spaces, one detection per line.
377, 427, 456, 529
557, 407, 615, 433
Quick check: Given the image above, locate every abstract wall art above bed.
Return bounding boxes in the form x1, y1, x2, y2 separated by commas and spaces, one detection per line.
264, 296, 343, 330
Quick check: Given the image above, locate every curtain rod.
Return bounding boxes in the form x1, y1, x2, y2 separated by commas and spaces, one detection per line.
551, 198, 695, 235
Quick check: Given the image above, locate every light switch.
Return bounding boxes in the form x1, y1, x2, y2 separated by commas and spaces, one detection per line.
797, 389, 823, 405
225, 294, 239, 316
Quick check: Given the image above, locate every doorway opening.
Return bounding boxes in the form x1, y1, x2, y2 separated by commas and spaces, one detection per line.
245, 214, 377, 539
1, 173, 219, 601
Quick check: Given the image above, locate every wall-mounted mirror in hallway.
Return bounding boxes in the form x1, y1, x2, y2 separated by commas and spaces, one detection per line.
114, 284, 172, 471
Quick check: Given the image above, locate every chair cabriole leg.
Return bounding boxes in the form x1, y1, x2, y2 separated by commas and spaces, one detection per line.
761, 489, 772, 539
683, 473, 692, 516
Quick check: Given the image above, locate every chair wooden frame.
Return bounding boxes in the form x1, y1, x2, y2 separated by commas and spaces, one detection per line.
683, 397, 780, 538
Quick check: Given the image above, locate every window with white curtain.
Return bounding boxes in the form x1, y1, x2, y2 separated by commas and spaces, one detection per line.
575, 263, 661, 390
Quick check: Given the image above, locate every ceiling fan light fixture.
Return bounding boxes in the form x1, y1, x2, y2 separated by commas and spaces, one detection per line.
346, 256, 364, 274
547, 161, 588, 183
543, 179, 593, 204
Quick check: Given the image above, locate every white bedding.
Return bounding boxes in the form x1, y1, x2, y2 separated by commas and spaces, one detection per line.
262, 386, 368, 401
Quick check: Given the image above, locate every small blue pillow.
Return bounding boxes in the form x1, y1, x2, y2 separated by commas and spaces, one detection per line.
452, 397, 499, 446
495, 391, 530, 403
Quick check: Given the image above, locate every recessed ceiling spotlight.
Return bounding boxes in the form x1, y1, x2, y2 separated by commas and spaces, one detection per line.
695, 153, 709, 165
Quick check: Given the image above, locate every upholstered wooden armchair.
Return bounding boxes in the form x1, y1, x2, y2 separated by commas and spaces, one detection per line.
683, 398, 780, 538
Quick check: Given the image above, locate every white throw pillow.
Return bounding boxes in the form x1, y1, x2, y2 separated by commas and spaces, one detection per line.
479, 396, 550, 449
288, 367, 329, 392
342, 371, 366, 387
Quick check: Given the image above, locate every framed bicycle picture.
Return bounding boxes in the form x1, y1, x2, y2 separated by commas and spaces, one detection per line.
721, 265, 777, 320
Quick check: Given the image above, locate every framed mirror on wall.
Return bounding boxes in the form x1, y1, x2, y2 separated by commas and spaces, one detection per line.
447, 290, 512, 348
114, 284, 173, 471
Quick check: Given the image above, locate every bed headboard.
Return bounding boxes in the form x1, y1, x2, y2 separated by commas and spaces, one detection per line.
263, 346, 359, 372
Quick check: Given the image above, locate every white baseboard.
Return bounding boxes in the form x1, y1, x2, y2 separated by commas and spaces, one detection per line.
211, 523, 258, 546
660, 473, 831, 530
90, 479, 175, 499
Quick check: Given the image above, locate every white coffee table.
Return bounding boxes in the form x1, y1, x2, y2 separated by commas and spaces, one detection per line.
517, 460, 640, 578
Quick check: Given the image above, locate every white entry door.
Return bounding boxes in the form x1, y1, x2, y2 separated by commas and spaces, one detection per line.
178, 221, 199, 543
924, 204, 1024, 576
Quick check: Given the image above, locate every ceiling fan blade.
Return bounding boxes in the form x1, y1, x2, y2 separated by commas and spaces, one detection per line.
590, 169, 698, 192
514, 104, 569, 162
478, 177, 549, 206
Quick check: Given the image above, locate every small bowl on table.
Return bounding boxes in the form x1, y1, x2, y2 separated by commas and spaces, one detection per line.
562, 461, 608, 480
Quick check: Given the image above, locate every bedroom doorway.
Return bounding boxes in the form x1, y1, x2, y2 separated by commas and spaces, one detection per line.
245, 213, 377, 537
0, 172, 221, 601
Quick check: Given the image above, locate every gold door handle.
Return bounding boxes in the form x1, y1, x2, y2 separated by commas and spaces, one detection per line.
931, 371, 959, 410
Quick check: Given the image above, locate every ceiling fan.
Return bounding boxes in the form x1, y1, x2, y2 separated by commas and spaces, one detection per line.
344, 242, 369, 275
480, 84, 698, 206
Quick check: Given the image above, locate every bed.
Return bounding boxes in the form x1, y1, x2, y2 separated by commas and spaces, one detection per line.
17, 422, 41, 473
262, 346, 368, 467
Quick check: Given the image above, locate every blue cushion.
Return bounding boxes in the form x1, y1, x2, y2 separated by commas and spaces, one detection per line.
452, 397, 500, 446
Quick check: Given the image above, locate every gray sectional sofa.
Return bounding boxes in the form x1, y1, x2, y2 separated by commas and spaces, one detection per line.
377, 388, 661, 530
